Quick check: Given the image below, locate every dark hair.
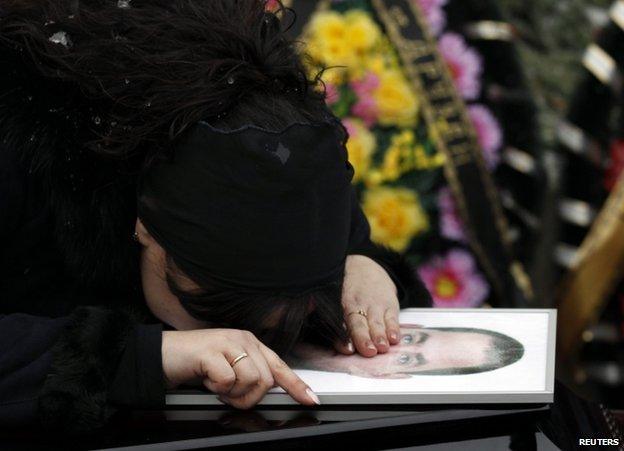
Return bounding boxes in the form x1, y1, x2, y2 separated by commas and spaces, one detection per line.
0, 0, 329, 160
1, 0, 348, 356
410, 327, 525, 375
165, 256, 349, 357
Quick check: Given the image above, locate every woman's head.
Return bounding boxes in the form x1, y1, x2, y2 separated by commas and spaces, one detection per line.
136, 216, 349, 357
2, 0, 353, 354
113, 0, 351, 355
136, 117, 355, 356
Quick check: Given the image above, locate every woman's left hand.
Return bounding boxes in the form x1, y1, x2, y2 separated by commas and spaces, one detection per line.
338, 255, 401, 357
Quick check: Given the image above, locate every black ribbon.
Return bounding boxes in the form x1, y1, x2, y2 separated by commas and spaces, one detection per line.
290, 0, 533, 306
371, 0, 533, 306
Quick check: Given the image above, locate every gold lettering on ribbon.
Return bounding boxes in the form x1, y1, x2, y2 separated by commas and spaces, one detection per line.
389, 5, 410, 28
398, 40, 431, 60
416, 61, 440, 78
447, 142, 473, 166
443, 122, 469, 141
428, 80, 452, 100
436, 104, 459, 120
371, 0, 534, 302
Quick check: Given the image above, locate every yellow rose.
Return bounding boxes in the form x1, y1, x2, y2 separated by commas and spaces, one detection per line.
344, 118, 376, 183
378, 131, 418, 182
373, 70, 419, 128
369, 130, 445, 185
320, 66, 346, 87
361, 54, 386, 76
307, 11, 347, 47
362, 186, 429, 251
344, 10, 381, 54
306, 11, 356, 69
306, 10, 383, 75
380, 146, 402, 182
360, 37, 399, 77
366, 169, 384, 187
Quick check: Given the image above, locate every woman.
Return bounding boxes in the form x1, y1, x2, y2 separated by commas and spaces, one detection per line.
0, 0, 431, 434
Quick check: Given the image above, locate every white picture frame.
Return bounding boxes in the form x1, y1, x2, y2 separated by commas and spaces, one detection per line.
167, 308, 556, 406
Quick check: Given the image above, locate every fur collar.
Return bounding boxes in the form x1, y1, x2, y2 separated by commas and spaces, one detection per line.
1, 45, 140, 291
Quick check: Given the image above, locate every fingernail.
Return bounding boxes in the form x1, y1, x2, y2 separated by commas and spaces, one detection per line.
347, 341, 354, 352
366, 341, 376, 351
306, 388, 321, 405
389, 332, 398, 341
377, 337, 387, 346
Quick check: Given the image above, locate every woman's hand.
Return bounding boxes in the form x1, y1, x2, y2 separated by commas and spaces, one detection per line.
162, 329, 320, 409
339, 255, 401, 357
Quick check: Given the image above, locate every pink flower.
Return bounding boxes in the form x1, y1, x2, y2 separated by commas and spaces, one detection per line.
418, 249, 489, 308
351, 72, 379, 98
343, 117, 357, 137
325, 82, 340, 106
438, 187, 466, 242
438, 32, 482, 100
350, 72, 380, 126
351, 98, 378, 127
414, 0, 448, 36
468, 104, 502, 170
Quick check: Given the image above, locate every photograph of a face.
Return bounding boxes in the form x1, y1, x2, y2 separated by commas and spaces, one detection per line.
166, 309, 556, 406
275, 308, 556, 404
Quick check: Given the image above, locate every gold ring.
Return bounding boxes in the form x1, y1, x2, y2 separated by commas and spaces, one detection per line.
230, 352, 249, 367
348, 309, 368, 319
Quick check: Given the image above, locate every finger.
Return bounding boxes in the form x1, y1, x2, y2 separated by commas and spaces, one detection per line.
218, 348, 279, 411
220, 346, 275, 409
334, 322, 354, 355
346, 311, 377, 357
334, 337, 355, 355
384, 307, 401, 345
219, 386, 266, 410
222, 342, 306, 410
200, 353, 237, 395
223, 348, 261, 399
258, 344, 320, 406
242, 344, 275, 396
367, 307, 390, 353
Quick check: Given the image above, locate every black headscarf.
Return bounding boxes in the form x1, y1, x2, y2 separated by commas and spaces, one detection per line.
137, 117, 355, 295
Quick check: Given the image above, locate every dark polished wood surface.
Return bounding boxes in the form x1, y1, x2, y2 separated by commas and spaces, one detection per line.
0, 382, 621, 450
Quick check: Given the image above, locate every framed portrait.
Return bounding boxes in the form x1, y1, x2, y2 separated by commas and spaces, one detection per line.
167, 309, 556, 406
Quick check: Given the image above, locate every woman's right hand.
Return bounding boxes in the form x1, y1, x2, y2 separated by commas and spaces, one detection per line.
161, 329, 320, 409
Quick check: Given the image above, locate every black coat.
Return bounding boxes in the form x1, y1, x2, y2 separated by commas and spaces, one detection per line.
0, 38, 432, 435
